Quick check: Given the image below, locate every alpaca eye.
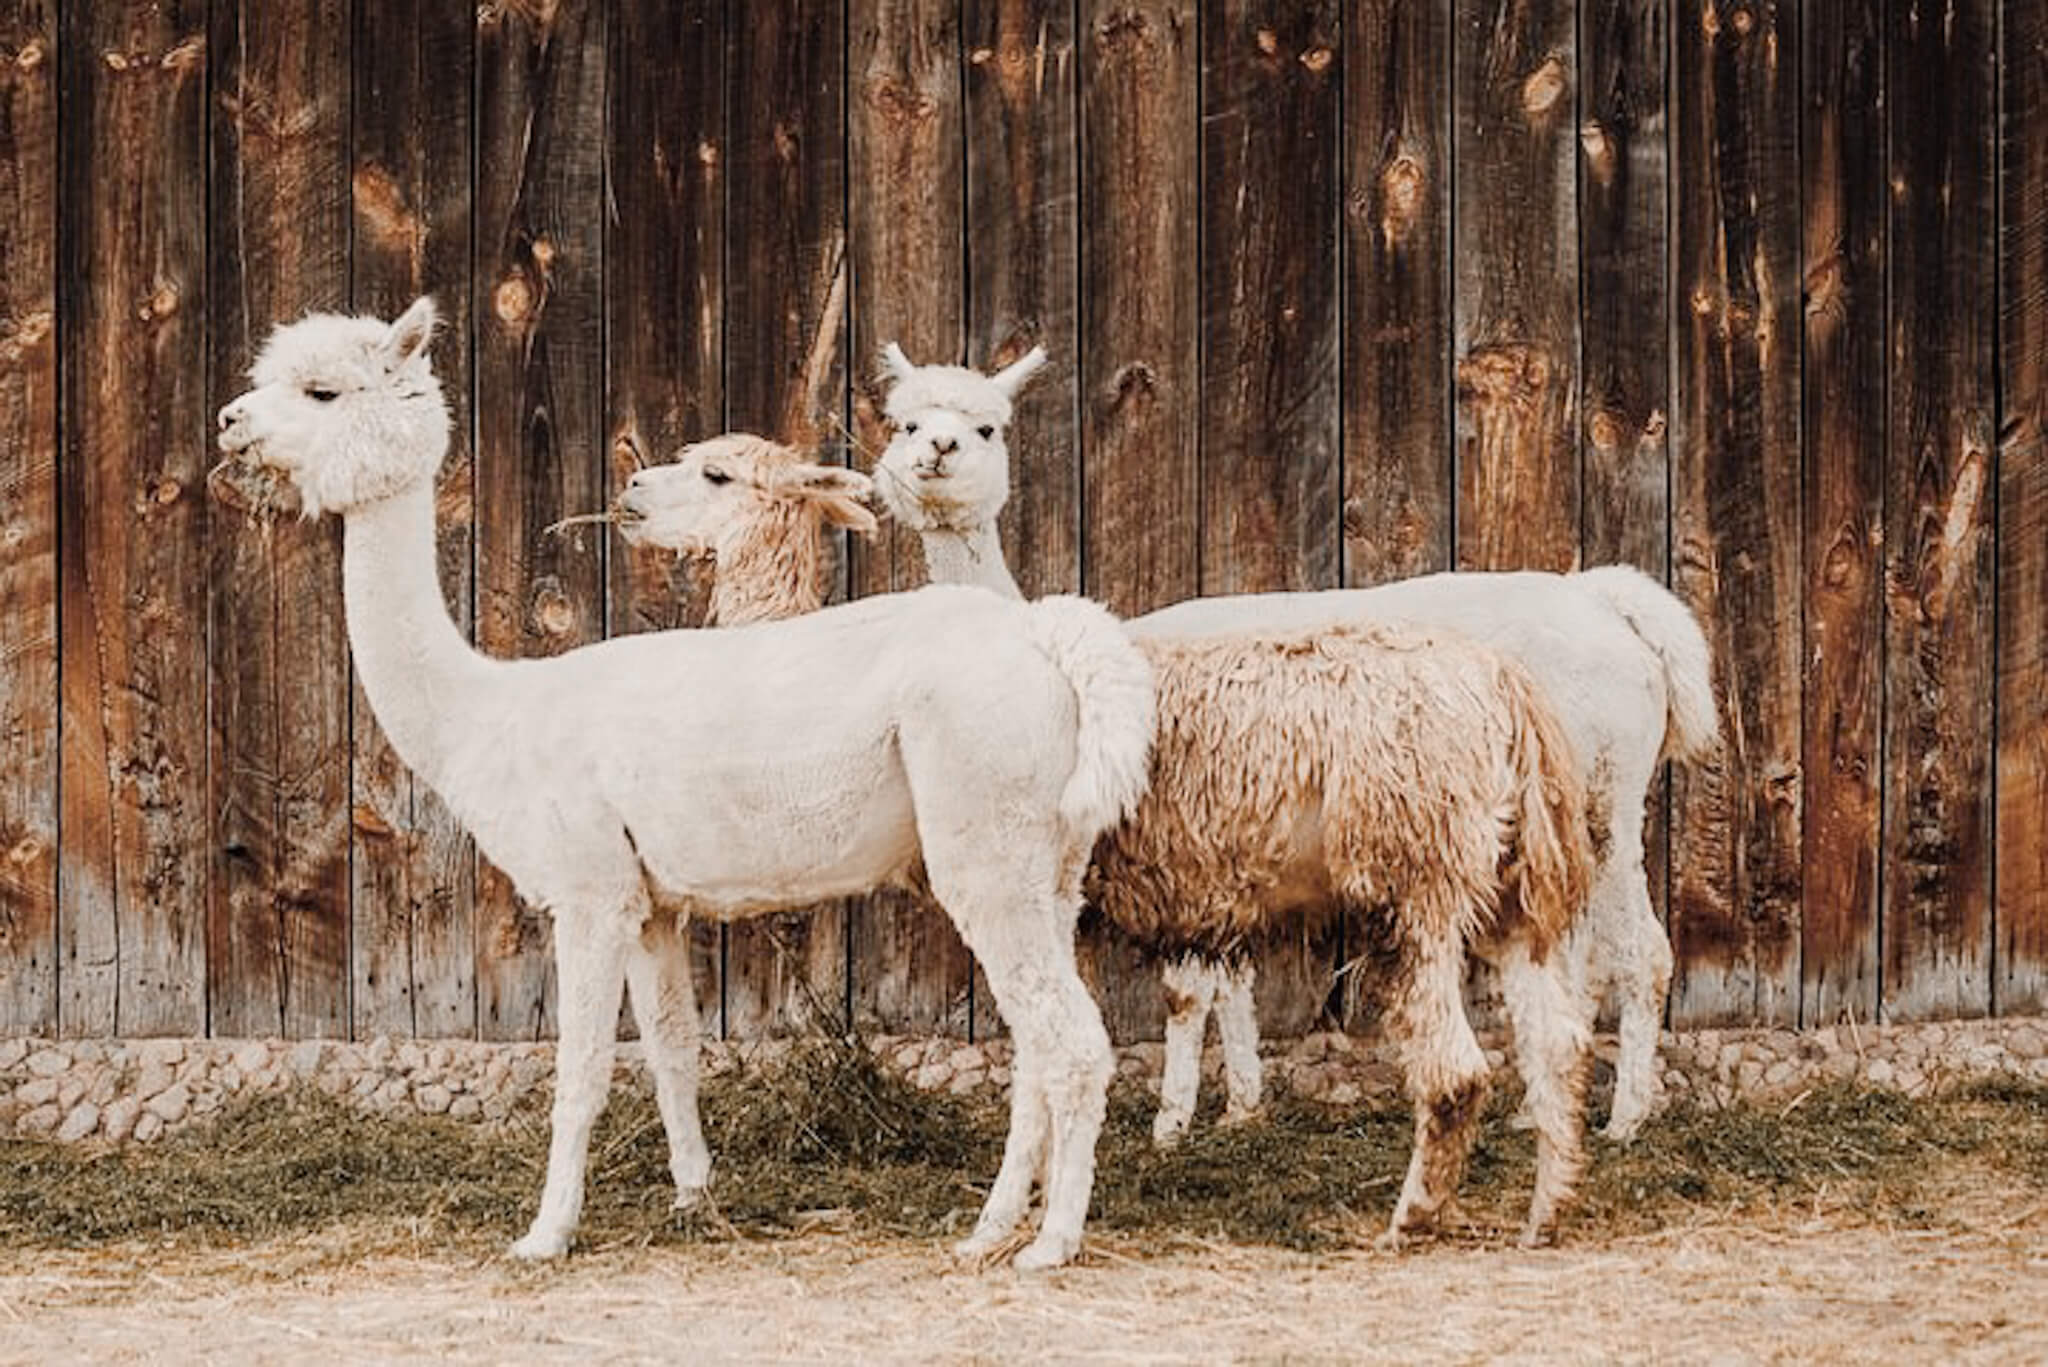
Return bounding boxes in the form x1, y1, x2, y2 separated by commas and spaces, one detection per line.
703, 467, 731, 486
976, 425, 994, 440
903, 422, 919, 436
306, 386, 340, 403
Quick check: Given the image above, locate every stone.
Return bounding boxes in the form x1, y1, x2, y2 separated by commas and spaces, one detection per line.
89, 1070, 121, 1106
135, 1039, 185, 1069
374, 1078, 408, 1110
26, 1048, 68, 1078
102, 1096, 142, 1143
1325, 1081, 1362, 1107
233, 1041, 270, 1074
56, 1103, 100, 1143
57, 1076, 87, 1109
911, 1062, 949, 1091
133, 1111, 164, 1144
2010, 1028, 2045, 1062
1763, 1060, 1795, 1088
450, 1094, 484, 1122
146, 1082, 190, 1124
216, 1065, 241, 1094
15, 1077, 59, 1108
1866, 1058, 1895, 1087
134, 1062, 175, 1101
17, 1103, 61, 1137
289, 1040, 329, 1078
0, 1038, 29, 1071
397, 1042, 426, 1073
416, 1083, 453, 1115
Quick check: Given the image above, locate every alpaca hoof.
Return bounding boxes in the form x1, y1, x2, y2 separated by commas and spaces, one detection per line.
1517, 1222, 1555, 1250
951, 1229, 1010, 1268
508, 1227, 571, 1261
1599, 1113, 1645, 1145
1013, 1233, 1077, 1272
1373, 1226, 1408, 1254
1150, 1112, 1191, 1149
1218, 1104, 1264, 1129
671, 1182, 710, 1212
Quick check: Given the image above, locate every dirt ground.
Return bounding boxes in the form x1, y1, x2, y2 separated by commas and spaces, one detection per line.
4, 1204, 2044, 1366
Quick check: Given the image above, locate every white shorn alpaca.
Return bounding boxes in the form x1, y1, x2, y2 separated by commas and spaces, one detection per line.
873, 344, 1720, 1146
613, 433, 878, 625
213, 301, 1157, 1270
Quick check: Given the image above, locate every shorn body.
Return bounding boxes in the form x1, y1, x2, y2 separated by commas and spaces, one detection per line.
213, 301, 1156, 1270
870, 344, 1719, 1147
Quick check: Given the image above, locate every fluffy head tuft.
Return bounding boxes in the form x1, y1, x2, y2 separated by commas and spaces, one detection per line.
214, 297, 449, 517
873, 343, 1047, 533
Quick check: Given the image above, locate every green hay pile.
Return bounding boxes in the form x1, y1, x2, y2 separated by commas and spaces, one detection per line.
3, 1040, 2044, 1255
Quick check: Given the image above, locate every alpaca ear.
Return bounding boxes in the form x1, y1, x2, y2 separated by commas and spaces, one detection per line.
879, 342, 917, 388
382, 296, 439, 368
987, 345, 1048, 401
791, 465, 879, 535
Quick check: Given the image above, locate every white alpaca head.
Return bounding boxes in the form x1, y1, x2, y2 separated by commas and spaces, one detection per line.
616, 433, 877, 557
873, 343, 1046, 533
214, 297, 449, 517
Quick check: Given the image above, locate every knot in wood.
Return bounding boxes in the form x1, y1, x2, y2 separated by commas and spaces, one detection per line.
14, 41, 44, 70
530, 237, 557, 272
494, 271, 536, 325
1379, 155, 1426, 242
1096, 9, 1151, 51
1300, 45, 1333, 74
1105, 361, 1159, 411
696, 139, 719, 168
1730, 8, 1754, 36
1456, 344, 1552, 406
1520, 56, 1567, 118
532, 581, 576, 639
1587, 409, 1625, 453
865, 75, 935, 126
1579, 121, 1615, 184
152, 478, 183, 506
136, 282, 181, 323
1255, 28, 1279, 56
7, 835, 44, 868
352, 164, 420, 248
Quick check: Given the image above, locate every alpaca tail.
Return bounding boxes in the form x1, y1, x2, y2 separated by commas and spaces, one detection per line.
1572, 564, 1721, 766
1497, 660, 1597, 957
1024, 596, 1156, 838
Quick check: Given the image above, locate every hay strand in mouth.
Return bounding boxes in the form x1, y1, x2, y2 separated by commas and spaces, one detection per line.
543, 510, 630, 538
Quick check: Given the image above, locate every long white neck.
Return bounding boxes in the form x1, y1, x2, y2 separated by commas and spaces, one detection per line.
342, 482, 497, 789
915, 519, 1021, 600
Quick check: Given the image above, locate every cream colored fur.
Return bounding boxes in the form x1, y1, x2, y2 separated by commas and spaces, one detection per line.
872, 345, 1720, 1148
213, 302, 1156, 1271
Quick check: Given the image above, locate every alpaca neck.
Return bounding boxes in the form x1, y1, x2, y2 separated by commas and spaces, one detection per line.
342, 482, 496, 787
711, 506, 826, 624
916, 519, 1021, 600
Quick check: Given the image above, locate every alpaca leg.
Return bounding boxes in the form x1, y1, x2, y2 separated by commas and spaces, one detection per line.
954, 1054, 1050, 1261
1216, 958, 1263, 1125
1015, 965, 1114, 1271
511, 912, 632, 1260
1602, 867, 1673, 1144
1381, 931, 1490, 1248
625, 909, 712, 1207
1496, 940, 1593, 1246
1153, 955, 1219, 1148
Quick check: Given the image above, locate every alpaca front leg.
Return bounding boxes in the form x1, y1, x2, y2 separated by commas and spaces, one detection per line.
1215, 957, 1263, 1125
626, 909, 712, 1207
1153, 955, 1219, 1147
511, 918, 630, 1260
1016, 970, 1114, 1271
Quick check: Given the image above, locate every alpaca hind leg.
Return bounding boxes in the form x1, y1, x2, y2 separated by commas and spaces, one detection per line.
625, 909, 712, 1206
1014, 965, 1114, 1271
1216, 957, 1263, 1125
1381, 933, 1490, 1248
1602, 868, 1672, 1144
511, 908, 632, 1260
954, 1056, 1050, 1262
1153, 955, 1219, 1148
1496, 940, 1593, 1245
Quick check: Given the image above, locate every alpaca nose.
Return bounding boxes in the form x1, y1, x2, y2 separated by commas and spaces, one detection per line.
218, 399, 245, 430
931, 436, 959, 457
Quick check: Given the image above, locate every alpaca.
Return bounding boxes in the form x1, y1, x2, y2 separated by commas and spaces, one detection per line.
873, 344, 1720, 1147
212, 300, 1157, 1271
611, 433, 877, 625
628, 434, 1601, 1246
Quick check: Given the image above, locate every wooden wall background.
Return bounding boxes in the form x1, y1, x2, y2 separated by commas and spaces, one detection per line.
0, 0, 2043, 1042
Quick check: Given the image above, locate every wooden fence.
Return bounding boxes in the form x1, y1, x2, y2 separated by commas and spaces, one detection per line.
0, 0, 2043, 1042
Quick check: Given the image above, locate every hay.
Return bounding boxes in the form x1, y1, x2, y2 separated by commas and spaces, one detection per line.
4, 1040, 2044, 1257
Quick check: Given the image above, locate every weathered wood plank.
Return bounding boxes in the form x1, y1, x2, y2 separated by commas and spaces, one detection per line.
1199, 0, 1340, 1036
604, 0, 724, 1040
1343, 0, 1450, 588
206, 0, 352, 1040
1579, 0, 1671, 948
1199, 0, 1338, 599
1799, 0, 1884, 1025
1883, 0, 1995, 1021
1078, 0, 1197, 1043
1451, 0, 1578, 574
846, 0, 974, 1038
1998, 0, 2048, 1015
1669, 0, 1802, 1027
474, 0, 607, 1041
0, 0, 57, 1036
723, 0, 849, 1038
351, 0, 477, 1040
57, 3, 209, 1037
